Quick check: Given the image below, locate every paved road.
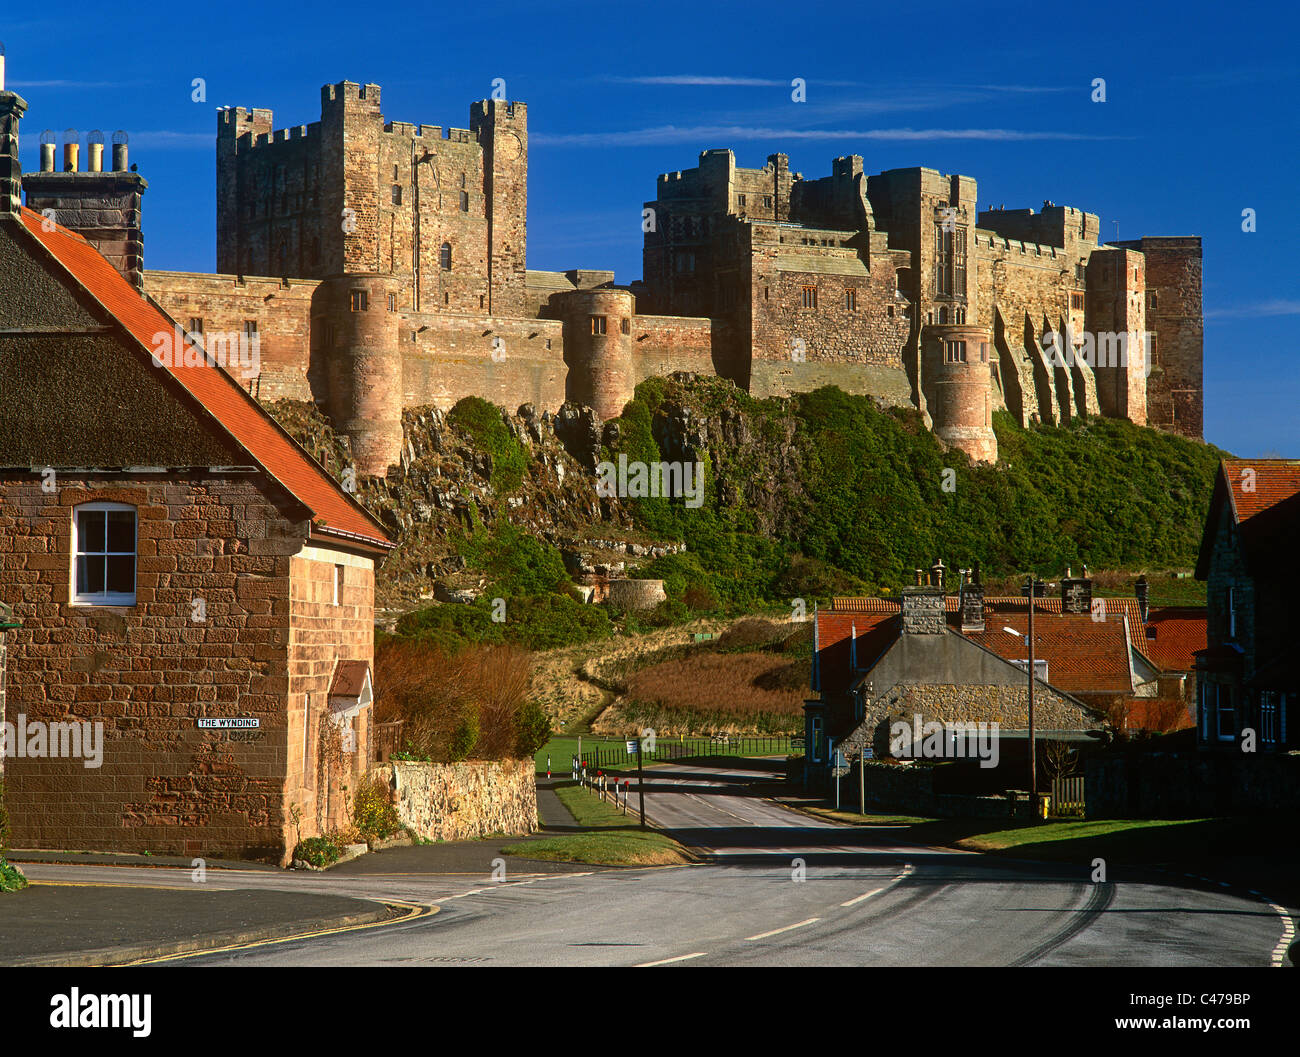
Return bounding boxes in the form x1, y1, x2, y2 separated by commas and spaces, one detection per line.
18, 762, 1295, 967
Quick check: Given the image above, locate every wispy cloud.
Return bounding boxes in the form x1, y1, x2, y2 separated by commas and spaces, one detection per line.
534, 124, 1122, 147
1205, 299, 1300, 320
606, 75, 786, 87
11, 79, 123, 89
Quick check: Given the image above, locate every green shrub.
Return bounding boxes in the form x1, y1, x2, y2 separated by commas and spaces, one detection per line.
447, 396, 528, 493
293, 835, 342, 868
0, 778, 9, 852
352, 775, 402, 842
514, 700, 552, 759
0, 856, 27, 894
450, 710, 480, 762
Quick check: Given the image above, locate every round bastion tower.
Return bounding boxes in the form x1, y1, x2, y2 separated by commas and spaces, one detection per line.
920, 323, 998, 464
322, 274, 403, 476
556, 288, 636, 421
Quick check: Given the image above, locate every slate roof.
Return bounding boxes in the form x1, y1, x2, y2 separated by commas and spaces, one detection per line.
16, 208, 392, 550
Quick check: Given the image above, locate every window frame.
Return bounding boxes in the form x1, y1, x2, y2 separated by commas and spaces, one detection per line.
71, 501, 138, 607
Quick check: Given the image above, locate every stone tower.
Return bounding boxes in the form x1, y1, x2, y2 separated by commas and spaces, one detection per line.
557, 288, 636, 420
921, 323, 998, 463
470, 98, 528, 317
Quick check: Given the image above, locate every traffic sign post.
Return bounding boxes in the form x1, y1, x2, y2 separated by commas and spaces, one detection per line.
637, 737, 647, 830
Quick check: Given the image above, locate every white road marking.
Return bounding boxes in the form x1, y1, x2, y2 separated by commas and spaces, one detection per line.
746, 917, 820, 942
841, 886, 887, 907
1268, 903, 1295, 968
636, 951, 708, 967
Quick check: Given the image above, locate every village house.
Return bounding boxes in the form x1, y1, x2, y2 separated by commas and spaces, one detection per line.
1194, 459, 1299, 753
804, 562, 1206, 794
0, 81, 392, 862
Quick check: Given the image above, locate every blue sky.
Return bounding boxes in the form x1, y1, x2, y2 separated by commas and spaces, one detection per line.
5, 0, 1295, 456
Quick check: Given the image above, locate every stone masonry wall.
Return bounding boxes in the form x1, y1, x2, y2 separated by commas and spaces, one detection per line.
373, 758, 537, 842
0, 473, 309, 860
143, 270, 321, 402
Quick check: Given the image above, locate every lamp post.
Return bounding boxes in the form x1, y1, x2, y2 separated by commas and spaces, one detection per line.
1005, 573, 1045, 806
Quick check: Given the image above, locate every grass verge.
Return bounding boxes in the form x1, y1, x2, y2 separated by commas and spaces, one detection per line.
501, 783, 694, 867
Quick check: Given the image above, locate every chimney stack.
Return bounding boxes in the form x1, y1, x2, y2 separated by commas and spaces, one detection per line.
23, 125, 147, 288
0, 46, 26, 218
61, 128, 78, 172
1135, 575, 1150, 625
960, 560, 985, 633
1061, 566, 1093, 615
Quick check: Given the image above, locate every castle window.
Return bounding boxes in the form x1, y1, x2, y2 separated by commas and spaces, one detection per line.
845, 290, 857, 311
479, 295, 485, 309
801, 286, 817, 310
621, 318, 630, 335
460, 173, 467, 188
1070, 292, 1084, 310
387, 293, 397, 312
764, 287, 770, 300
590, 316, 607, 335
393, 164, 399, 181
243, 320, 258, 342
675, 252, 696, 273
955, 308, 966, 324
392, 184, 402, 205
186, 318, 204, 341
980, 342, 988, 362
945, 340, 967, 363
350, 290, 369, 312
440, 243, 452, 270
333, 564, 344, 607
545, 339, 552, 350
72, 502, 137, 607
763, 195, 773, 208
938, 306, 948, 325
737, 193, 746, 209
459, 191, 469, 212
1150, 292, 1158, 310
887, 304, 894, 318
936, 226, 967, 297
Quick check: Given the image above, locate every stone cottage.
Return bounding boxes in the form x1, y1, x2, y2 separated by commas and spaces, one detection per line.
0, 83, 393, 861
805, 563, 1107, 792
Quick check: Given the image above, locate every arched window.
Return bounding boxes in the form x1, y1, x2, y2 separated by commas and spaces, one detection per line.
440, 242, 452, 270
72, 502, 137, 606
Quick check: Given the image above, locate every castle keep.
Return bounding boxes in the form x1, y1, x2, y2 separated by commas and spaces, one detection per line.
27, 80, 1203, 472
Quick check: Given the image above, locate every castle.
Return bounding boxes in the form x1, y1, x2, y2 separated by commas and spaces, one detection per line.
21, 79, 1204, 472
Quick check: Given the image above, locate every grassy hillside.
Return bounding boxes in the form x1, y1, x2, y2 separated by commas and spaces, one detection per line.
605, 377, 1228, 605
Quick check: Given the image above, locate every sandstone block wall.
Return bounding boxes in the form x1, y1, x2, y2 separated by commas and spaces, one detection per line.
0, 472, 374, 862
373, 758, 537, 842
142, 271, 321, 401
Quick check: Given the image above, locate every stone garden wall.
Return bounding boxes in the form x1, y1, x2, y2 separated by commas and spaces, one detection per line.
372, 758, 536, 842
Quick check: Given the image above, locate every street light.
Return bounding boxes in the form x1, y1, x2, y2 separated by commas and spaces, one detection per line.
1003, 577, 1044, 806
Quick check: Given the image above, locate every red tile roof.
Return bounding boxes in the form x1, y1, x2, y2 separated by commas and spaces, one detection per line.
834, 594, 1205, 673
961, 613, 1134, 695
17, 209, 391, 549
814, 611, 897, 695
1221, 459, 1300, 524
